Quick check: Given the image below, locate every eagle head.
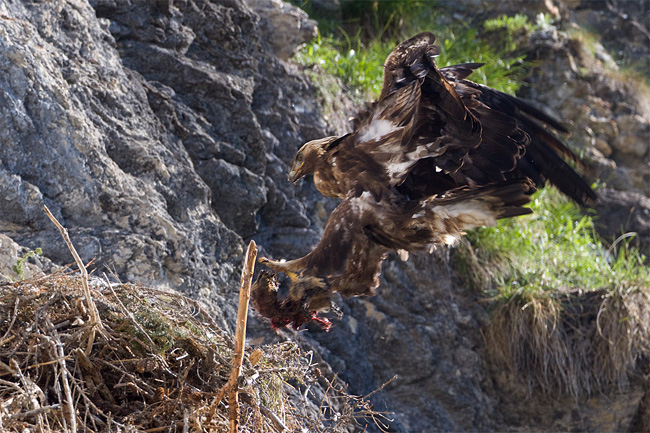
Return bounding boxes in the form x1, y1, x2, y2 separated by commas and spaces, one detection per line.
288, 136, 341, 183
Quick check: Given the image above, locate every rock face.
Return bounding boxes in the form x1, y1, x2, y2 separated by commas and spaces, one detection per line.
595, 188, 650, 258
1, 0, 242, 329
248, 0, 318, 60
519, 2, 650, 254
0, 0, 648, 432
522, 25, 650, 196
0, 0, 345, 328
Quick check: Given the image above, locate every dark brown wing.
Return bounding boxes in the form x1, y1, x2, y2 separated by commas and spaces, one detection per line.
399, 56, 596, 206
440, 63, 595, 204
367, 178, 535, 252
396, 65, 528, 199
439, 62, 486, 80
458, 80, 597, 206
340, 32, 482, 191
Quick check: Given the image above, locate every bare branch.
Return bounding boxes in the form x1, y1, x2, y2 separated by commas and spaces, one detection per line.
229, 240, 258, 433
43, 205, 104, 349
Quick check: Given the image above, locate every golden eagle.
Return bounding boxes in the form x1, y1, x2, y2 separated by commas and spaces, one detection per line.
253, 32, 596, 330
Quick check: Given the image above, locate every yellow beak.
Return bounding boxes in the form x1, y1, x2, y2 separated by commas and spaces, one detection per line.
288, 163, 302, 183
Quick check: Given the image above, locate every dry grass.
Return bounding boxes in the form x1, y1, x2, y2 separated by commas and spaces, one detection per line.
0, 271, 389, 432
486, 287, 650, 398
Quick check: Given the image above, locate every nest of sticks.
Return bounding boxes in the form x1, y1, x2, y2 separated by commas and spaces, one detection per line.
0, 210, 393, 432
0, 272, 395, 432
0, 271, 294, 431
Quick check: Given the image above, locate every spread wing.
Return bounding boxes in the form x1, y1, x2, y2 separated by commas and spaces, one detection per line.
396, 53, 597, 206
301, 32, 595, 205
351, 32, 482, 189
447, 76, 597, 205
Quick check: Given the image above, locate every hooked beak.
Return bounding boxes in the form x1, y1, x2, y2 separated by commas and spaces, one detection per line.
288, 164, 302, 183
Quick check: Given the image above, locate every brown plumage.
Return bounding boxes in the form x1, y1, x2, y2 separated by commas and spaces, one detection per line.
253, 32, 596, 330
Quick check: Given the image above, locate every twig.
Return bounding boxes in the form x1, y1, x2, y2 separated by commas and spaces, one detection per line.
260, 404, 287, 432
8, 358, 44, 413
0, 378, 23, 392
143, 426, 170, 432
362, 375, 398, 400
206, 380, 231, 424
43, 205, 103, 354
0, 297, 19, 343
96, 359, 156, 397
47, 321, 77, 433
229, 240, 257, 433
24, 357, 72, 370
6, 404, 61, 420
73, 348, 116, 404
0, 360, 17, 375
183, 409, 189, 433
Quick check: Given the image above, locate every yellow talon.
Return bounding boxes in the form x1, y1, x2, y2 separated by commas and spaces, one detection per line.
258, 257, 300, 282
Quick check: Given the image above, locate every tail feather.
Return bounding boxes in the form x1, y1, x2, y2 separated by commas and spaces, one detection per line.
437, 179, 536, 210
519, 142, 598, 206
431, 179, 536, 228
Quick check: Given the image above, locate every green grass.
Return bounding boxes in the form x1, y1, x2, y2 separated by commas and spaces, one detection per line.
292, 0, 433, 41
12, 247, 42, 280
294, 27, 528, 99
293, 9, 546, 98
294, 32, 393, 98
435, 25, 527, 95
465, 188, 650, 299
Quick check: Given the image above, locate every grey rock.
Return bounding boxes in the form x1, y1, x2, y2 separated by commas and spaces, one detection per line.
0, 233, 55, 283
595, 188, 650, 259
522, 21, 649, 194
613, 134, 649, 158
247, 0, 318, 60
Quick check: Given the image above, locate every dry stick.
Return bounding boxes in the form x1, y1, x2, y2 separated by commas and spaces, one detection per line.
207, 383, 230, 423
43, 205, 104, 355
6, 404, 61, 421
362, 374, 398, 400
182, 409, 190, 433
0, 297, 19, 343
47, 321, 77, 433
228, 240, 257, 433
259, 404, 287, 432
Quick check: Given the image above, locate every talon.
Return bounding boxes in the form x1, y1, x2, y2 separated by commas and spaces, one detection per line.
259, 257, 300, 282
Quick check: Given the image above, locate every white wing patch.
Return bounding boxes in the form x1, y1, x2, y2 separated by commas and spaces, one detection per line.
357, 118, 399, 143
433, 200, 498, 229
385, 160, 414, 180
